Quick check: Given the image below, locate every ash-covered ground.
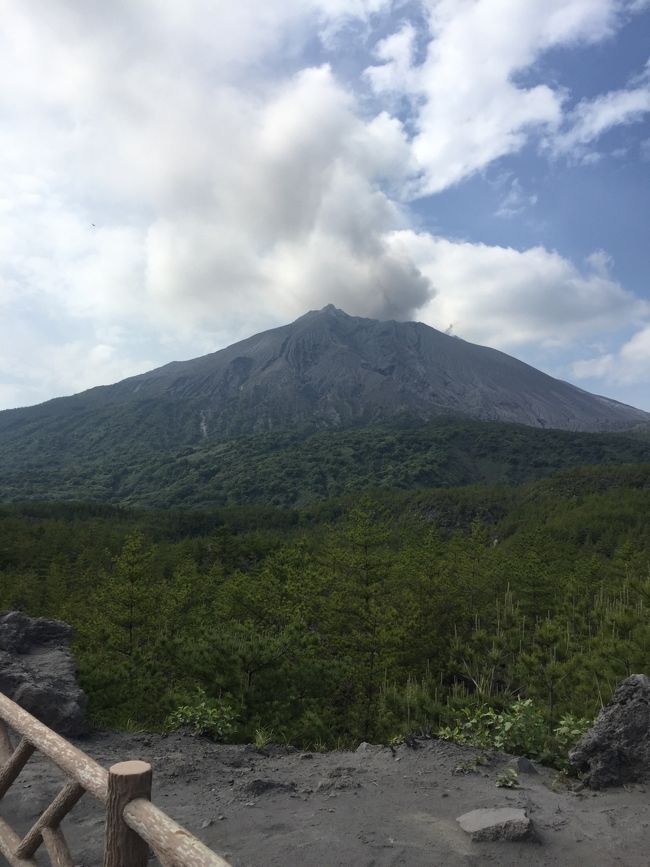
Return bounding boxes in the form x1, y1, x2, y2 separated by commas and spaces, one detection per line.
3, 731, 648, 866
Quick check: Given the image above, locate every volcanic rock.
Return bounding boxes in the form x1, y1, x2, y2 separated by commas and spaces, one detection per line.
569, 674, 650, 789
0, 611, 87, 736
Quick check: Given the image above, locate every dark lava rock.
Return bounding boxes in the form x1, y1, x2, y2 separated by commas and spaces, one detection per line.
0, 611, 74, 653
569, 674, 650, 789
516, 757, 539, 775
0, 611, 87, 736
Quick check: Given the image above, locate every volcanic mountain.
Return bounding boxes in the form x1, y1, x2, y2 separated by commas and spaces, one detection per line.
2, 305, 648, 440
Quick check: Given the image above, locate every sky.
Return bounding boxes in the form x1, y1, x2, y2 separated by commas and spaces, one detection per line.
1, 0, 649, 411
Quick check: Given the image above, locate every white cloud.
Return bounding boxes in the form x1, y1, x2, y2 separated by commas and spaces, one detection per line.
365, 22, 417, 94
0, 7, 429, 333
138, 65, 429, 327
0, 319, 158, 408
573, 324, 650, 385
366, 0, 626, 194
495, 178, 538, 218
552, 78, 650, 157
392, 231, 649, 349
585, 250, 615, 278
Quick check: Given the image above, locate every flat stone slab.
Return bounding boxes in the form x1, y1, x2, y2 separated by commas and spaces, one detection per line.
457, 807, 532, 841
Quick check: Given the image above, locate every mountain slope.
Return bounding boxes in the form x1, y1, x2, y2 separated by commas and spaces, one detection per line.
96, 303, 650, 432
1, 306, 649, 507
79, 304, 650, 432
3, 418, 650, 507
2, 305, 647, 446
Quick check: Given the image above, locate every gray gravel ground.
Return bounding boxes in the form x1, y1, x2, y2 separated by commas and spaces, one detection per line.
2, 731, 648, 866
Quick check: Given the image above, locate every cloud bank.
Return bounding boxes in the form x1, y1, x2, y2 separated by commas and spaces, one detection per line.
394, 232, 649, 346
573, 324, 650, 387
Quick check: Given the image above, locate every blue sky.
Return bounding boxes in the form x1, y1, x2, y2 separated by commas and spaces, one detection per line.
0, 0, 649, 411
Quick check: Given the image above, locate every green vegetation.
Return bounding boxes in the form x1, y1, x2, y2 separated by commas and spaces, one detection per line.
438, 699, 592, 768
1, 417, 650, 507
495, 768, 520, 788
165, 688, 237, 740
1, 463, 649, 756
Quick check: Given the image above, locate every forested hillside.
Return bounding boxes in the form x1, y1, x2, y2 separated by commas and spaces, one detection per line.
2, 418, 650, 507
1, 464, 649, 748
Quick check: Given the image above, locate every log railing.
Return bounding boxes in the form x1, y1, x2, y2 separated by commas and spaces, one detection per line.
0, 692, 231, 867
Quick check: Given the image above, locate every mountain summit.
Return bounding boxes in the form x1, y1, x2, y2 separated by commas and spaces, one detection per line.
1, 306, 648, 441
87, 304, 647, 435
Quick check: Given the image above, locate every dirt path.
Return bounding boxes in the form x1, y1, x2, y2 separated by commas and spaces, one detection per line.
1, 731, 648, 866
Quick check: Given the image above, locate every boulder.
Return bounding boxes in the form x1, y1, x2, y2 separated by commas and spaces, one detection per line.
0, 611, 87, 737
515, 756, 539, 775
456, 808, 532, 841
568, 674, 650, 789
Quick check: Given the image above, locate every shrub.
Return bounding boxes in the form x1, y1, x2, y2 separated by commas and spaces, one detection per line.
552, 713, 591, 754
495, 768, 519, 788
438, 698, 546, 757
165, 688, 236, 741
438, 698, 592, 768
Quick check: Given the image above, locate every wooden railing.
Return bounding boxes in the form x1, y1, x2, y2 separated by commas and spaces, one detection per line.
0, 692, 231, 867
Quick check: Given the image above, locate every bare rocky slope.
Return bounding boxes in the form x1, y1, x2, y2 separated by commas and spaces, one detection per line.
106, 304, 648, 434
2, 731, 648, 866
1, 306, 647, 444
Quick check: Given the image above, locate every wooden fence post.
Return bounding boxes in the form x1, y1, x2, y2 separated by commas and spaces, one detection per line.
103, 760, 152, 867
